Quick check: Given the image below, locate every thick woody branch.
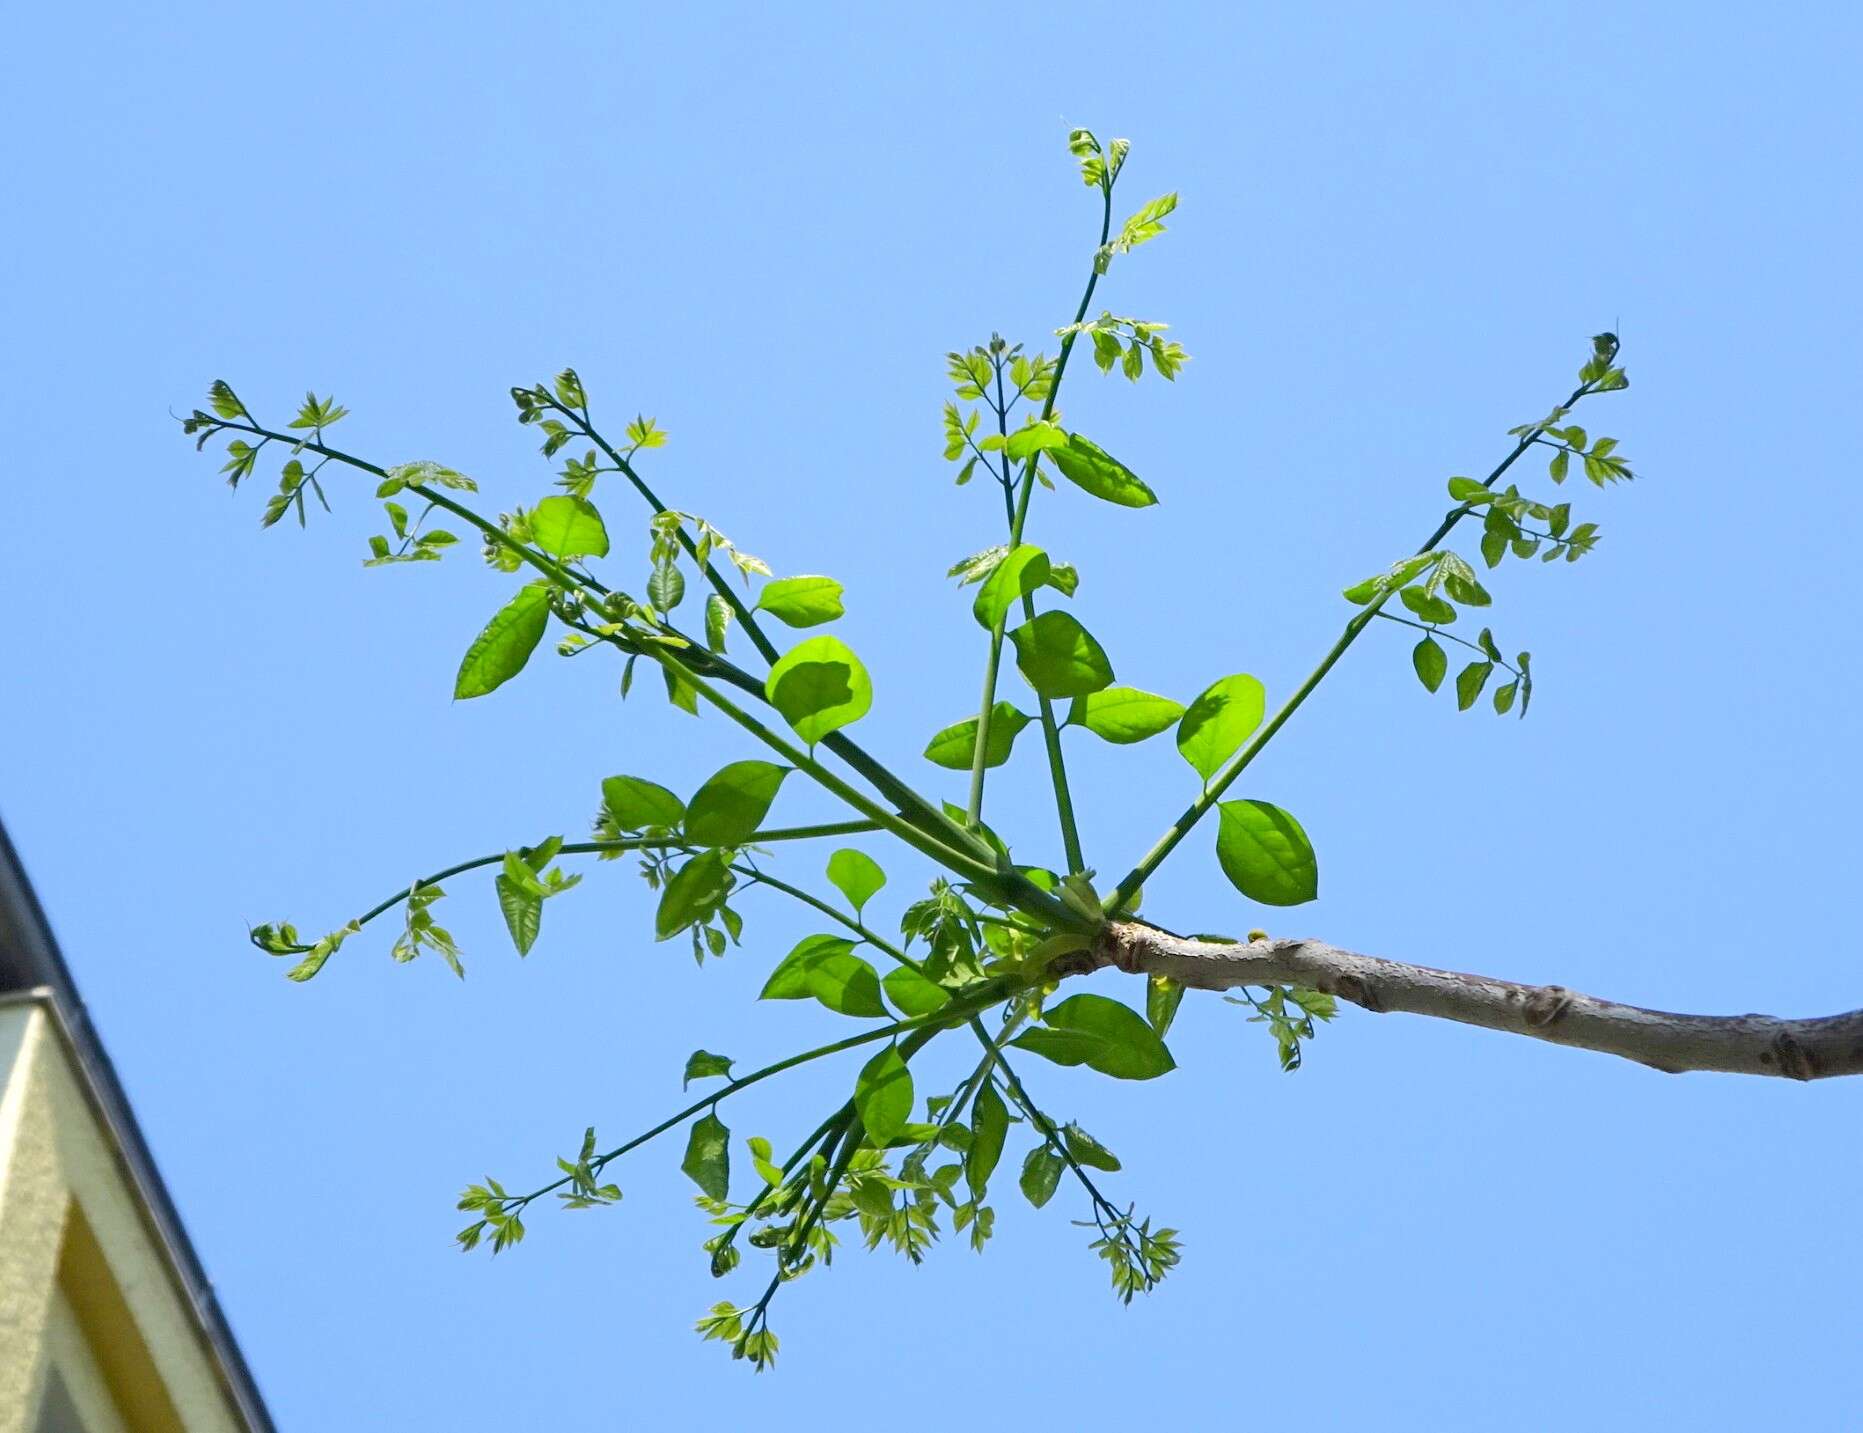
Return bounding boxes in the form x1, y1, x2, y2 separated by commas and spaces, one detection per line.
1072, 922, 1863, 1081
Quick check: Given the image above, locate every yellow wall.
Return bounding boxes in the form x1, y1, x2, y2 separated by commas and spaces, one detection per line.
0, 1001, 248, 1433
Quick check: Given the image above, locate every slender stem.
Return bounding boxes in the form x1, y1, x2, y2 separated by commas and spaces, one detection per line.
511, 986, 1007, 1210
551, 400, 784, 666
1371, 610, 1525, 674
631, 639, 1016, 895
347, 823, 881, 929
729, 862, 930, 978
1105, 379, 1601, 913
964, 178, 1114, 869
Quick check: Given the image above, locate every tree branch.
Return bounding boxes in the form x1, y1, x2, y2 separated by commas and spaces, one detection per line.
1071, 922, 1863, 1081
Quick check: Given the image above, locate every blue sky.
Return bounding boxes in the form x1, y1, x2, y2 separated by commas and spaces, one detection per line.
5, 3, 1861, 1427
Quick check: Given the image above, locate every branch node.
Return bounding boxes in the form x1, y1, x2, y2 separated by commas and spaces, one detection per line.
1333, 972, 1385, 1013
1521, 984, 1573, 1029
1764, 1029, 1818, 1081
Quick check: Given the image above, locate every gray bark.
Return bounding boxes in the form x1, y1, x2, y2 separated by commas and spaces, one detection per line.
1060, 922, 1863, 1080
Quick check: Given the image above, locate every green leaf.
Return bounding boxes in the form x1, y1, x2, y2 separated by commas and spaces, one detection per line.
494, 875, 542, 955
601, 775, 685, 832
1063, 1123, 1121, 1172
1012, 993, 1176, 1080
1147, 975, 1186, 1039
1176, 674, 1266, 783
825, 849, 886, 912
1447, 476, 1490, 502
529, 495, 610, 559
1456, 661, 1494, 711
655, 850, 733, 940
1493, 680, 1518, 715
1399, 585, 1456, 625
1008, 611, 1115, 699
766, 635, 873, 743
704, 593, 732, 652
881, 965, 949, 1017
760, 935, 857, 1000
967, 1081, 1008, 1198
682, 1050, 734, 1089
1019, 1147, 1064, 1209
973, 545, 1051, 630
1412, 637, 1447, 693
756, 576, 845, 628
1216, 800, 1318, 906
855, 1045, 914, 1147
681, 1112, 731, 1201
922, 704, 1030, 770
1046, 434, 1158, 508
454, 584, 552, 699
647, 559, 685, 613
1068, 687, 1185, 744
686, 761, 789, 846
803, 951, 887, 1018
1004, 421, 1069, 461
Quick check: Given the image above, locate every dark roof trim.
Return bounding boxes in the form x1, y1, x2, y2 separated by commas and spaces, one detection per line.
0, 817, 275, 1432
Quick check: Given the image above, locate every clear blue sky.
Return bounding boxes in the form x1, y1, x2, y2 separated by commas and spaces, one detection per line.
5, 4, 1861, 1427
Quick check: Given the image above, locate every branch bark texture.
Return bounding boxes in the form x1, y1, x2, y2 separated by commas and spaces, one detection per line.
1078, 923, 1863, 1081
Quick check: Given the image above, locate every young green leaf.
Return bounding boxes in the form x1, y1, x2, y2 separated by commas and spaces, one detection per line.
973, 545, 1051, 630
766, 635, 873, 743
756, 575, 846, 628
881, 965, 948, 1017
686, 761, 790, 847
825, 849, 886, 912
760, 934, 859, 1000
704, 593, 732, 652
655, 850, 733, 940
494, 873, 542, 955
454, 584, 552, 699
647, 559, 686, 612
922, 704, 1030, 770
1068, 687, 1185, 744
529, 495, 610, 559
967, 1080, 1009, 1198
1215, 800, 1318, 906
1176, 674, 1266, 782
1008, 611, 1115, 699
681, 1112, 731, 1201
1063, 1123, 1121, 1172
1455, 661, 1494, 711
1047, 434, 1159, 508
1147, 975, 1186, 1039
854, 1044, 914, 1147
1412, 637, 1447, 693
682, 1050, 735, 1090
1004, 421, 1069, 462
802, 951, 888, 1018
1019, 1147, 1064, 1209
601, 775, 685, 832
1011, 993, 1177, 1080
